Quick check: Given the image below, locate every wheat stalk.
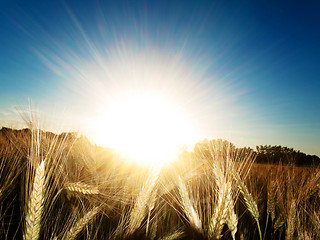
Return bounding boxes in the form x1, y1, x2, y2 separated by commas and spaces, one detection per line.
226, 208, 238, 240
235, 174, 261, 240
148, 215, 158, 240
267, 180, 276, 222
239, 181, 259, 220
65, 207, 99, 240
145, 179, 159, 237
298, 231, 312, 240
159, 230, 184, 240
126, 168, 160, 236
24, 161, 45, 240
177, 176, 202, 233
285, 199, 296, 240
208, 181, 233, 239
199, 140, 239, 239
274, 214, 285, 233
64, 182, 99, 195
263, 180, 277, 240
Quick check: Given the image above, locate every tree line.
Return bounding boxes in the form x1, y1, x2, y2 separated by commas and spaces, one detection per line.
192, 138, 320, 166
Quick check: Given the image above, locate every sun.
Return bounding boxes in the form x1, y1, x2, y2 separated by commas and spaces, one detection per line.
89, 91, 196, 167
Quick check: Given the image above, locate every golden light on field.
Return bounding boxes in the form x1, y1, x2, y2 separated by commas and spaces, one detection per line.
90, 92, 196, 166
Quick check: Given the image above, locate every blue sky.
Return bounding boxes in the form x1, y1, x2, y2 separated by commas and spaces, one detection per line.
0, 0, 319, 155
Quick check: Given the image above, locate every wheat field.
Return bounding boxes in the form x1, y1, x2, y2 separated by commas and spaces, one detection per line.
0, 124, 319, 240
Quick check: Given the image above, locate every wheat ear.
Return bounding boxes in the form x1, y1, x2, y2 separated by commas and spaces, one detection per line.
208, 181, 233, 239
235, 175, 262, 240
274, 214, 285, 233
64, 182, 99, 195
177, 176, 202, 233
267, 181, 276, 222
65, 207, 99, 240
226, 208, 238, 240
24, 161, 45, 240
126, 168, 160, 236
146, 180, 158, 237
159, 230, 184, 240
285, 200, 296, 240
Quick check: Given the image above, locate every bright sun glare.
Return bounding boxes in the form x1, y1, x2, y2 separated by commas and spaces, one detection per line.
54, 44, 203, 167
90, 92, 196, 166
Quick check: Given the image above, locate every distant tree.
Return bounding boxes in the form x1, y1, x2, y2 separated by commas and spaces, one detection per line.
255, 145, 320, 166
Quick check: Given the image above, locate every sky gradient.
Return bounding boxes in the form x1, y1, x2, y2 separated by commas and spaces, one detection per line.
0, 0, 319, 156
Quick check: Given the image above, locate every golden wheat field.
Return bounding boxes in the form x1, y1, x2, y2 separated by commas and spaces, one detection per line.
2, 0, 320, 239
0, 124, 319, 240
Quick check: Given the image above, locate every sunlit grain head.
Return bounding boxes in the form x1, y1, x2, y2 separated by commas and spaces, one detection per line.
90, 91, 196, 167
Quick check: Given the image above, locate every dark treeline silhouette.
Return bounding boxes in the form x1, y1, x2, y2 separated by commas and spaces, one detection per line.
255, 145, 320, 166
192, 138, 320, 166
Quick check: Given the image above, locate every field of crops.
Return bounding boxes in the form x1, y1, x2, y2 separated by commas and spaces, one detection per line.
0, 126, 319, 240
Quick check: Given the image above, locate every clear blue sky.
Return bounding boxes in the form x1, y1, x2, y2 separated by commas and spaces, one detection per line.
0, 0, 319, 156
